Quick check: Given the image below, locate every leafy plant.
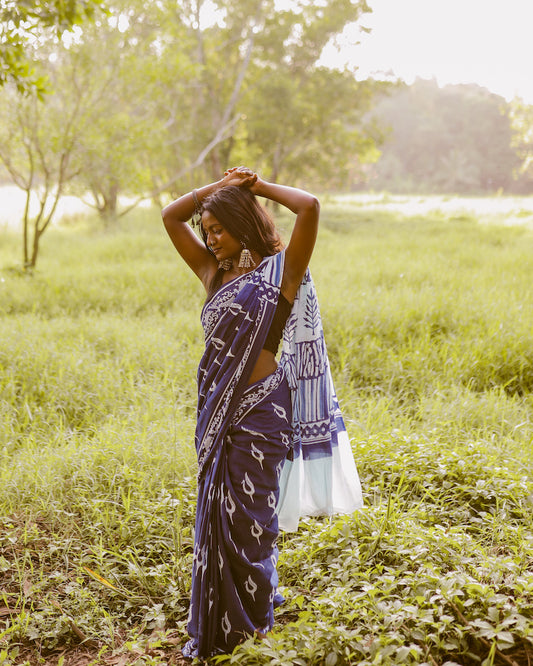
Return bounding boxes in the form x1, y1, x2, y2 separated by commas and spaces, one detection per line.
1, 199, 532, 664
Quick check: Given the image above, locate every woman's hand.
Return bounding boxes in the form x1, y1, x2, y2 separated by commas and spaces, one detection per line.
222, 166, 258, 189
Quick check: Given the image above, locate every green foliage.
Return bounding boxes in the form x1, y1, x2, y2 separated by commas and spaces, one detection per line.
510, 99, 533, 188
241, 65, 383, 190
233, 0, 381, 188
368, 79, 523, 194
1, 200, 533, 664
0, 0, 104, 95
63, 0, 194, 219
1, 0, 382, 270
157, 0, 378, 192
0, 78, 90, 267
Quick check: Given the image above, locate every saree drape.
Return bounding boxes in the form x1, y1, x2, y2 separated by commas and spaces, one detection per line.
183, 250, 363, 659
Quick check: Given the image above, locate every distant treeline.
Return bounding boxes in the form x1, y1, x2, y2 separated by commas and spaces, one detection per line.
364, 78, 533, 195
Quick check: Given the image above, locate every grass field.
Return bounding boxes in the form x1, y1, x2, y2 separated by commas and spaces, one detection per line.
1, 198, 532, 665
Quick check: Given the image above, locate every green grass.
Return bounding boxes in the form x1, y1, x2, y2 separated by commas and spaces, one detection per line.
1, 200, 532, 665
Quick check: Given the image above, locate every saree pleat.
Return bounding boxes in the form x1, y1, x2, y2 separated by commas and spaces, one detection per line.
184, 367, 291, 657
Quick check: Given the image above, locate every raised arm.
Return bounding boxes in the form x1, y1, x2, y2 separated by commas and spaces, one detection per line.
250, 178, 320, 302
161, 181, 220, 289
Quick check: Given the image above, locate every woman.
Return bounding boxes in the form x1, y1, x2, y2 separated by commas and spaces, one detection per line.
162, 167, 362, 659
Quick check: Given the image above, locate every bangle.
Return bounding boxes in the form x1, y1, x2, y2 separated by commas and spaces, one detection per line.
191, 189, 202, 227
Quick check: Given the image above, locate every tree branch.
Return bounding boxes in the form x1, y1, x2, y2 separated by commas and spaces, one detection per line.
115, 111, 242, 217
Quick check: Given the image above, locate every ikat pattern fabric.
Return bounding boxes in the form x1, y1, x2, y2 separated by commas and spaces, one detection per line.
183, 367, 291, 658
183, 251, 362, 658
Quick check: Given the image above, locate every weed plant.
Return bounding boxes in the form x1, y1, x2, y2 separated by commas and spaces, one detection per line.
0, 201, 532, 665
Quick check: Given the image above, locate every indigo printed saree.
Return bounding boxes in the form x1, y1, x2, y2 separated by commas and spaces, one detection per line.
183, 251, 362, 658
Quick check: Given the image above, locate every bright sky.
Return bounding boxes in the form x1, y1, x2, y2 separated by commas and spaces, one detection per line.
319, 0, 533, 103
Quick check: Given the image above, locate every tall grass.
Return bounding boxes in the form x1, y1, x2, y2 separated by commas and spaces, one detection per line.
1, 201, 532, 665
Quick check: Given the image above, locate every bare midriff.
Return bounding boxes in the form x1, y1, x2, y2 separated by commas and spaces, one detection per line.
247, 349, 278, 385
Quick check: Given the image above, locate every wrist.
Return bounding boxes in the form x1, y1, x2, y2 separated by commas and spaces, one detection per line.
196, 180, 223, 201
252, 177, 268, 196
189, 181, 221, 225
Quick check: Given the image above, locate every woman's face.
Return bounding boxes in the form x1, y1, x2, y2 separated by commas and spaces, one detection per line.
202, 210, 242, 263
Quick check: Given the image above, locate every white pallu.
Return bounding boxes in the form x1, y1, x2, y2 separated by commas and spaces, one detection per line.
277, 264, 363, 531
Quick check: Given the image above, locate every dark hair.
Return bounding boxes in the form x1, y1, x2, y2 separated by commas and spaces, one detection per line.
200, 186, 283, 257
201, 186, 284, 299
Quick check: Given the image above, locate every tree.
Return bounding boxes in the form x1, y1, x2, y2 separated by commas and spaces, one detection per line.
0, 48, 101, 268
1, 0, 383, 265
0, 0, 104, 94
510, 100, 533, 191
66, 0, 266, 211
159, 0, 381, 193
245, 0, 381, 188
151, 0, 268, 193
367, 79, 521, 194
63, 1, 182, 221
241, 65, 382, 190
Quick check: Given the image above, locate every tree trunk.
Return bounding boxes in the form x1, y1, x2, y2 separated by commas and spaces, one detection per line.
100, 182, 119, 225
209, 149, 222, 182
23, 216, 30, 269
22, 188, 31, 268
29, 226, 42, 268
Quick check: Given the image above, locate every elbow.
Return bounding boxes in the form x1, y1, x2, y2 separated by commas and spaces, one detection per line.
161, 204, 175, 230
294, 195, 319, 221
162, 201, 190, 230
307, 195, 320, 217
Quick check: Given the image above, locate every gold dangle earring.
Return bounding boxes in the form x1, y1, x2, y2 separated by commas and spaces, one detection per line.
218, 259, 232, 270
238, 241, 255, 269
